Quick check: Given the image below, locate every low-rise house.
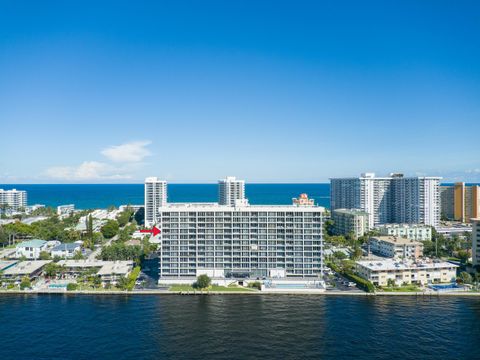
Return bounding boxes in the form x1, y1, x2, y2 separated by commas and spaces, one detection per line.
97, 261, 134, 285
57, 260, 134, 285
1, 260, 52, 281
15, 239, 48, 259
375, 224, 432, 241
51, 243, 82, 259
355, 259, 458, 287
368, 236, 424, 259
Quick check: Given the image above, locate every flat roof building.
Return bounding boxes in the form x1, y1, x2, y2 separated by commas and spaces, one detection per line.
2, 260, 52, 280
375, 224, 432, 241
0, 189, 27, 211
441, 183, 480, 223
155, 196, 325, 282
330, 173, 441, 227
355, 259, 458, 287
331, 208, 369, 239
144, 177, 167, 228
368, 236, 424, 259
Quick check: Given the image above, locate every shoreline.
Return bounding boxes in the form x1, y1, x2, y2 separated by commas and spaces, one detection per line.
2, 290, 480, 296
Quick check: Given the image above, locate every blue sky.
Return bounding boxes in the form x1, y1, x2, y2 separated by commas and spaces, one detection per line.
1, 1, 479, 183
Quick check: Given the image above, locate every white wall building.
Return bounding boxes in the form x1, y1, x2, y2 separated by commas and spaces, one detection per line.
368, 236, 424, 259
144, 177, 167, 227
15, 240, 48, 259
330, 173, 441, 227
0, 189, 27, 211
218, 176, 246, 206
57, 204, 75, 216
356, 259, 458, 287
376, 224, 432, 241
51, 243, 82, 259
155, 198, 324, 282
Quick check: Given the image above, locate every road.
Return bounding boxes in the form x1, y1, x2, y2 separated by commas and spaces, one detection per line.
87, 235, 118, 261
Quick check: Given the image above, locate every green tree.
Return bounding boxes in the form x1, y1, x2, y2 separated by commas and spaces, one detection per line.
457, 250, 470, 264
39, 251, 51, 260
20, 276, 31, 290
72, 251, 85, 260
333, 251, 347, 260
101, 220, 119, 239
44, 263, 62, 278
116, 207, 134, 227
351, 246, 363, 261
194, 274, 211, 290
458, 271, 473, 284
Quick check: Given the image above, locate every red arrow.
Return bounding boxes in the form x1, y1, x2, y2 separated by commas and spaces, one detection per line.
140, 226, 161, 236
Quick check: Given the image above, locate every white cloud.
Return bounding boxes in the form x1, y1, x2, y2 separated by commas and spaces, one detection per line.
45, 161, 132, 181
101, 140, 152, 163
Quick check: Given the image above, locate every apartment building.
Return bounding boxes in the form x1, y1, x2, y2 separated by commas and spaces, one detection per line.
472, 218, 480, 266
151, 182, 325, 282
144, 177, 167, 227
376, 224, 432, 241
440, 183, 480, 223
356, 259, 458, 286
0, 189, 27, 211
218, 176, 246, 206
368, 236, 424, 259
331, 208, 369, 238
330, 173, 441, 227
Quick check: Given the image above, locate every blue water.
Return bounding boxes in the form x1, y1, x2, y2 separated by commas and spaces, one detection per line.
0, 295, 479, 360
0, 183, 331, 209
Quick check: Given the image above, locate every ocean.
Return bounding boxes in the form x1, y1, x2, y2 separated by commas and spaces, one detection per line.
0, 183, 331, 209
0, 295, 479, 360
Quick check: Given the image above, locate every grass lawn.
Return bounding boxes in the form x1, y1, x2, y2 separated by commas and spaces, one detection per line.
169, 284, 254, 292
381, 285, 421, 292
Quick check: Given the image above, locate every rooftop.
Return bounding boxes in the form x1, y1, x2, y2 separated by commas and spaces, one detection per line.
0, 260, 18, 271
370, 236, 423, 246
97, 261, 134, 276
356, 259, 458, 272
333, 208, 369, 216
51, 243, 81, 252
16, 239, 47, 248
57, 260, 106, 268
2, 260, 52, 275
159, 202, 325, 212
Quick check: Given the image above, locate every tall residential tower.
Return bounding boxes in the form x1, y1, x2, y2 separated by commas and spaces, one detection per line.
330, 173, 441, 227
0, 189, 27, 211
440, 182, 480, 223
144, 177, 167, 227
218, 176, 246, 206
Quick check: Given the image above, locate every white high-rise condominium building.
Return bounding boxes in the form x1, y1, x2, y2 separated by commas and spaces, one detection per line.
0, 189, 27, 211
144, 177, 167, 227
330, 173, 441, 227
218, 176, 246, 206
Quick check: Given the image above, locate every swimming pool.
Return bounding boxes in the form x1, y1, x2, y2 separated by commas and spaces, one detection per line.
48, 284, 67, 289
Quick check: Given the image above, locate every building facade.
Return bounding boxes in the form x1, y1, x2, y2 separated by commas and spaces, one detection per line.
15, 240, 48, 259
331, 208, 369, 238
376, 224, 432, 241
0, 189, 27, 211
330, 173, 441, 227
472, 218, 480, 266
57, 204, 75, 216
218, 176, 246, 206
144, 177, 167, 227
368, 236, 424, 259
355, 259, 458, 286
440, 183, 480, 223
155, 202, 324, 281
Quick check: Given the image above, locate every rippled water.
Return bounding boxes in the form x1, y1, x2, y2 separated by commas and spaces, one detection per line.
1, 295, 479, 360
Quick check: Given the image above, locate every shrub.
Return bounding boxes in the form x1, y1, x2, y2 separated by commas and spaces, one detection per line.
248, 281, 262, 290
66, 283, 78, 291
194, 274, 211, 290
